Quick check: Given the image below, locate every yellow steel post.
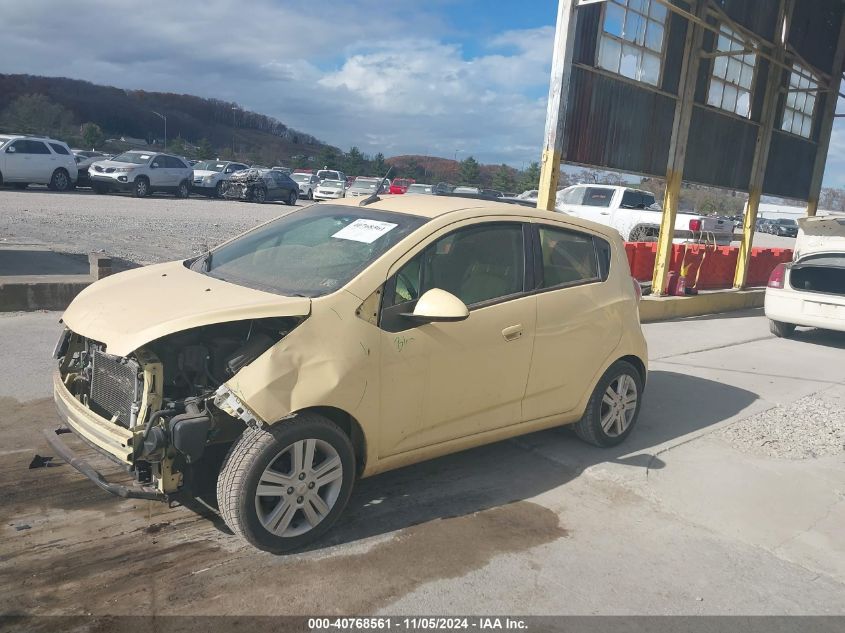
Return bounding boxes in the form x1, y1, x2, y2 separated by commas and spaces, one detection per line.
537, 0, 577, 212
734, 0, 791, 288
652, 0, 705, 295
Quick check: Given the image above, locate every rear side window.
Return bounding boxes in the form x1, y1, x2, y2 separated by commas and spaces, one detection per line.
49, 143, 70, 155
166, 156, 187, 169
582, 187, 615, 207
537, 225, 600, 288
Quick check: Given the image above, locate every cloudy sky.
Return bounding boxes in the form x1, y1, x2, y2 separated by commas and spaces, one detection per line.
2, 0, 844, 188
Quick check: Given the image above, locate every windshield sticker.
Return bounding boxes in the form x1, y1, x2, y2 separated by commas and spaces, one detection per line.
332, 219, 398, 244
140, 155, 151, 160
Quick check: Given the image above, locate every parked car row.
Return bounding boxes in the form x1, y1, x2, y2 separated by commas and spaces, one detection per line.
758, 217, 799, 237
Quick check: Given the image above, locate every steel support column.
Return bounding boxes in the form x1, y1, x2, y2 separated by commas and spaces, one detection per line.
652, 0, 706, 296
805, 18, 845, 217
734, 0, 792, 289
537, 0, 578, 211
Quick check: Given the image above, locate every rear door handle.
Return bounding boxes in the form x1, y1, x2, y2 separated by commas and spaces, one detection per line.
502, 324, 523, 341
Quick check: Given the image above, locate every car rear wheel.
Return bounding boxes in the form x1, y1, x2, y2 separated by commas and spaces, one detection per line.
769, 319, 796, 338
175, 180, 190, 199
49, 169, 71, 192
574, 360, 643, 447
252, 186, 267, 203
217, 413, 355, 553
287, 190, 298, 206
133, 177, 150, 198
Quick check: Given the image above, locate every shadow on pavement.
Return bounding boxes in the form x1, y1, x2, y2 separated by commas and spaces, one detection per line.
304, 369, 757, 550
790, 327, 845, 350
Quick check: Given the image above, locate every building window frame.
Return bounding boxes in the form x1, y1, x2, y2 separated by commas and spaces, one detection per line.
781, 62, 819, 139
705, 25, 758, 119
595, 0, 669, 89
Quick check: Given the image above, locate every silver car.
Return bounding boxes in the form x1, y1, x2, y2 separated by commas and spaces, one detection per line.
89, 150, 193, 198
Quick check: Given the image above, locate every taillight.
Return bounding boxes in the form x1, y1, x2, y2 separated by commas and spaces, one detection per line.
767, 263, 786, 289
689, 219, 702, 232
631, 277, 642, 301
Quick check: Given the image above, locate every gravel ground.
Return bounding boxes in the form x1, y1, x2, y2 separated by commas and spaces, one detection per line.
719, 389, 845, 459
0, 187, 309, 265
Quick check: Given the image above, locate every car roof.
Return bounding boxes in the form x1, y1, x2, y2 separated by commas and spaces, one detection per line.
325, 194, 618, 235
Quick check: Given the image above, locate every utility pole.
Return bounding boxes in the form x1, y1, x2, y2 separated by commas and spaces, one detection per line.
536, 0, 578, 211
152, 111, 167, 149
232, 106, 237, 157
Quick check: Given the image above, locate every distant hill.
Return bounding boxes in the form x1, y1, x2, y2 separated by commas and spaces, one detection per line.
0, 74, 334, 164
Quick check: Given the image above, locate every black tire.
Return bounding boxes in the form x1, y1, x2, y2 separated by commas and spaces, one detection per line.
215, 181, 224, 199
307, 188, 313, 200
13, 183, 28, 190
216, 413, 355, 553
133, 177, 150, 198
628, 225, 653, 242
175, 180, 190, 199
287, 190, 298, 206
252, 186, 267, 204
769, 319, 796, 338
49, 169, 71, 192
574, 360, 644, 448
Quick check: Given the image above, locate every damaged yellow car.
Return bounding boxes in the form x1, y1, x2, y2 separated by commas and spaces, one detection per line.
48, 195, 647, 552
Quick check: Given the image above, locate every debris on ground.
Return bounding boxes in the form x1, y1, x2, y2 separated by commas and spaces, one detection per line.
720, 392, 845, 459
28, 454, 54, 469
142, 522, 171, 535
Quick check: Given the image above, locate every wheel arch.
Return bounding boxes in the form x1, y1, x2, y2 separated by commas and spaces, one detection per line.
291, 406, 367, 477
618, 354, 647, 387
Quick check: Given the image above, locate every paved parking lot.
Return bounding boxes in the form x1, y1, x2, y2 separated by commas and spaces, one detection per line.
0, 188, 795, 267
1, 308, 843, 616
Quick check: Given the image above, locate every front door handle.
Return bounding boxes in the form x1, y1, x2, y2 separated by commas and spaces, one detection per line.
502, 324, 523, 342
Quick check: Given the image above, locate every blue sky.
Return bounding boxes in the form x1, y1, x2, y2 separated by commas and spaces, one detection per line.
1, 0, 843, 190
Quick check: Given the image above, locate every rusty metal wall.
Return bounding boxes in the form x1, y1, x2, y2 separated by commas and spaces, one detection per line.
561, 0, 840, 200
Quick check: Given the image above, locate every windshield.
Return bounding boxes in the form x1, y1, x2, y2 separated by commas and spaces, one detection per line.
292, 173, 312, 183
352, 179, 380, 189
321, 180, 344, 188
195, 161, 226, 172
196, 206, 427, 297
407, 184, 433, 194
317, 171, 338, 179
112, 152, 153, 165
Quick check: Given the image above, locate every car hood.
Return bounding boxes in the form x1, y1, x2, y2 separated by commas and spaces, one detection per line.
92, 159, 146, 169
62, 260, 312, 356
796, 215, 845, 259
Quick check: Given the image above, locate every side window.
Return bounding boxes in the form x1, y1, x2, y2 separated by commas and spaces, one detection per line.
168, 156, 187, 169
537, 225, 600, 289
9, 140, 28, 154
389, 253, 423, 306
561, 187, 584, 205
49, 143, 70, 155
620, 189, 644, 209
582, 187, 615, 207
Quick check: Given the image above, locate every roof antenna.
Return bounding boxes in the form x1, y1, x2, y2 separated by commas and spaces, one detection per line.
359, 166, 392, 207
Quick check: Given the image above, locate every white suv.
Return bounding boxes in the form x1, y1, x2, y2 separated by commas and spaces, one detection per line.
192, 160, 249, 198
89, 150, 193, 198
0, 134, 78, 191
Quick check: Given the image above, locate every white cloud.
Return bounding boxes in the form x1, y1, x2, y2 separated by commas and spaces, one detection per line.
0, 1, 552, 167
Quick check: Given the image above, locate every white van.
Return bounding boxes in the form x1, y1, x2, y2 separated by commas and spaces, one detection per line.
0, 134, 78, 191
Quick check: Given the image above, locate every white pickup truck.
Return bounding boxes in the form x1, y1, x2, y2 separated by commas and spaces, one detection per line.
555, 185, 733, 245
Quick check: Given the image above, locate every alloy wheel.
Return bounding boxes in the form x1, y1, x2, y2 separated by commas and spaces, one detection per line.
254, 439, 343, 538
600, 375, 638, 437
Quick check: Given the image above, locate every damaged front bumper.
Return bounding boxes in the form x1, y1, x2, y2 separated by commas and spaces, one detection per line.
42, 427, 165, 500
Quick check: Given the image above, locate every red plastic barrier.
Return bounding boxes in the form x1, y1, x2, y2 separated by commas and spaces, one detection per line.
624, 242, 793, 289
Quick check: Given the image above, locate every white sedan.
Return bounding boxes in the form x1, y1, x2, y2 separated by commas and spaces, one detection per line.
765, 214, 845, 337
313, 178, 346, 200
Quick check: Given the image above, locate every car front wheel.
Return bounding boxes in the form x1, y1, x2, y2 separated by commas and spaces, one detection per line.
133, 177, 150, 198
574, 360, 643, 447
217, 413, 355, 553
252, 186, 267, 203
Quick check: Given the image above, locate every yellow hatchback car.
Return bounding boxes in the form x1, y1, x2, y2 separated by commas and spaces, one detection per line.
48, 195, 647, 552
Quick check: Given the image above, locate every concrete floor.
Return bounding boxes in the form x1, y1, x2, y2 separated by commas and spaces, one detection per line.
0, 309, 843, 616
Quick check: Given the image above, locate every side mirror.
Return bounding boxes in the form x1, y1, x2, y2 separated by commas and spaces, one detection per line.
401, 289, 469, 324
151, 162, 159, 169
6, 146, 15, 153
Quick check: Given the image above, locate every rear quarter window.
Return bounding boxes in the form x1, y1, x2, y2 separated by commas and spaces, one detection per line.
49, 143, 70, 155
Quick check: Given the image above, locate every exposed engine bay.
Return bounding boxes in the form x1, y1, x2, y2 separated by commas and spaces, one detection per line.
55, 317, 302, 494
